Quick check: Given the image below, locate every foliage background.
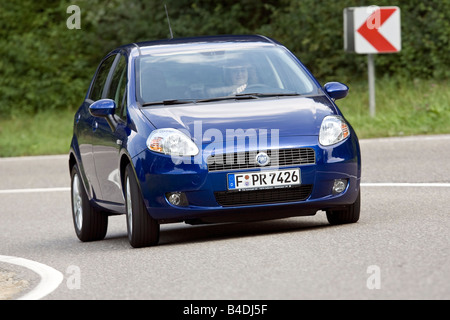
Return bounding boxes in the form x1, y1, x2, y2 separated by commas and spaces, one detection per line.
0, 0, 448, 117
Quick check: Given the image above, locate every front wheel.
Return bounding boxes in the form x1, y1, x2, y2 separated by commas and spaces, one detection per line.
326, 190, 361, 225
124, 164, 160, 248
71, 164, 108, 242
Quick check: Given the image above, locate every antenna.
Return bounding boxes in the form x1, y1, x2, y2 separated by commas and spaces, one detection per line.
164, 3, 173, 39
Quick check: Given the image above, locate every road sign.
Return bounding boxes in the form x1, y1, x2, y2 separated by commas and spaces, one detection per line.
344, 6, 401, 54
344, 6, 401, 117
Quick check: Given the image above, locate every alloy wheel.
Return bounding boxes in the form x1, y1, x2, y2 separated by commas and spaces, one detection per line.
126, 176, 133, 235
72, 173, 83, 231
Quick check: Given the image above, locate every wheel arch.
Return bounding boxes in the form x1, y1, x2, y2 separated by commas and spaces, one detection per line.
69, 151, 77, 173
69, 148, 94, 201
119, 153, 132, 193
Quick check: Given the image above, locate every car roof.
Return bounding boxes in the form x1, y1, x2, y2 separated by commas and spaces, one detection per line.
135, 34, 277, 48
115, 34, 281, 55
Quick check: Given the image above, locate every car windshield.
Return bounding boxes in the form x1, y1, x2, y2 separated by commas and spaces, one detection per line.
136, 44, 319, 105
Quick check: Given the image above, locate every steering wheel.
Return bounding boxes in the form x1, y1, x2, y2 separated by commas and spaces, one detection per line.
242, 84, 273, 93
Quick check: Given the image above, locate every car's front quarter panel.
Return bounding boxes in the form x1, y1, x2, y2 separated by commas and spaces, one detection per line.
124, 104, 155, 158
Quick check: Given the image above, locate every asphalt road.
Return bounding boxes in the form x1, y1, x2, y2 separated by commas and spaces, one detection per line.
0, 135, 449, 300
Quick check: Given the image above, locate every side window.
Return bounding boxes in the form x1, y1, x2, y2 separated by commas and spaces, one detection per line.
89, 54, 117, 101
106, 55, 127, 120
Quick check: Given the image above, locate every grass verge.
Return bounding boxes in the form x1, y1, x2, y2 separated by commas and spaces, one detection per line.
0, 77, 448, 157
337, 77, 449, 138
0, 109, 74, 157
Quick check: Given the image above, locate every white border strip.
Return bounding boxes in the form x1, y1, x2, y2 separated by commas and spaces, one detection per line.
0, 187, 70, 194
361, 183, 450, 187
0, 255, 63, 300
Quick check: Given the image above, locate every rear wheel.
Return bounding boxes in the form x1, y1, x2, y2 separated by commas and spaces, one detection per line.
71, 164, 108, 242
326, 190, 361, 225
124, 164, 160, 248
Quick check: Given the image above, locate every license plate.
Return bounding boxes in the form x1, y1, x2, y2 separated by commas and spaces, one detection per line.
227, 169, 301, 191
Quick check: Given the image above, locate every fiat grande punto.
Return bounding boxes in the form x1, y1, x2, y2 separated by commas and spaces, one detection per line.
69, 35, 361, 248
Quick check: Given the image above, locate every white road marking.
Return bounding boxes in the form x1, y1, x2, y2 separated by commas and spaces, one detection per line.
0, 255, 63, 300
0, 187, 70, 194
361, 183, 450, 187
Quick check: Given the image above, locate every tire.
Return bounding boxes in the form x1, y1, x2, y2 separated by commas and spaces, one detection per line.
326, 190, 361, 225
71, 164, 108, 242
124, 164, 160, 248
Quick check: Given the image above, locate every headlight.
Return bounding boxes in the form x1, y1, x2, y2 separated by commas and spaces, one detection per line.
319, 116, 350, 146
147, 128, 199, 156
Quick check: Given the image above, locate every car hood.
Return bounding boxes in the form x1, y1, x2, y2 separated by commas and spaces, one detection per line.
140, 95, 336, 144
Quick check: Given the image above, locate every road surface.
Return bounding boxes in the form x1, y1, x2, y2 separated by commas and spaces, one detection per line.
0, 135, 449, 301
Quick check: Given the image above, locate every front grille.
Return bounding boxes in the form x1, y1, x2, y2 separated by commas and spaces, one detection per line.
214, 185, 313, 207
207, 148, 315, 172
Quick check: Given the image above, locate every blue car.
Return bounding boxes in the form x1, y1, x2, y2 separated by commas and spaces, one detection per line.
69, 35, 361, 248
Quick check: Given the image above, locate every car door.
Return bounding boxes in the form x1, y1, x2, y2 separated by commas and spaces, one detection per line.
78, 53, 117, 199
92, 52, 128, 204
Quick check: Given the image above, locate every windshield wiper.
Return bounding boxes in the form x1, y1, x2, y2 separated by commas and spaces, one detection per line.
142, 99, 196, 107
143, 93, 303, 106
196, 92, 301, 103
236, 92, 301, 98
196, 95, 259, 103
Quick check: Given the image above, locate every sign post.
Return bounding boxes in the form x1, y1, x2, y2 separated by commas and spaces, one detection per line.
344, 6, 401, 117
368, 54, 376, 117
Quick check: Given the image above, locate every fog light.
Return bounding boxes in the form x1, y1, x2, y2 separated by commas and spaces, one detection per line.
332, 179, 348, 194
166, 192, 188, 207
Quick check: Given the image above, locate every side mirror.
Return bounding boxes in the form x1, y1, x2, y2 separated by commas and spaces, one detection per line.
323, 82, 349, 100
89, 99, 116, 117
89, 99, 117, 131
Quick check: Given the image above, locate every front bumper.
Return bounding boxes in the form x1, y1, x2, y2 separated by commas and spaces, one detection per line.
132, 135, 361, 223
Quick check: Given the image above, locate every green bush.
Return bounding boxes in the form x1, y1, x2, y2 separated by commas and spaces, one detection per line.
262, 0, 450, 82
0, 0, 448, 117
